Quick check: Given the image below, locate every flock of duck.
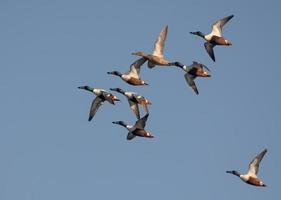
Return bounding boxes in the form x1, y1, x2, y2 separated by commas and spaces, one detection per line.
78, 15, 268, 187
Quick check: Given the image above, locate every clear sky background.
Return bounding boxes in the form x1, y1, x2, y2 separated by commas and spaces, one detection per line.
1, 0, 281, 199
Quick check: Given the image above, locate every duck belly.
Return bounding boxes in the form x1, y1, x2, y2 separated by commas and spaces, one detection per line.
126, 77, 144, 85
211, 36, 228, 45
246, 177, 264, 187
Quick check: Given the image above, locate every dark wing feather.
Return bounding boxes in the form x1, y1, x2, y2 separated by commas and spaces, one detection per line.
212, 15, 234, 30
88, 96, 104, 121
127, 132, 136, 140
204, 42, 216, 62
184, 73, 198, 95
134, 113, 149, 129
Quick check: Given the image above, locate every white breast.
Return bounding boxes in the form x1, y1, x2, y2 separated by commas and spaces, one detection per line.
121, 74, 130, 81
126, 125, 134, 131
240, 174, 249, 182
93, 89, 102, 95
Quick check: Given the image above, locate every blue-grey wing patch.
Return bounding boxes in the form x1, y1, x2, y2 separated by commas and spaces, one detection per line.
184, 73, 198, 95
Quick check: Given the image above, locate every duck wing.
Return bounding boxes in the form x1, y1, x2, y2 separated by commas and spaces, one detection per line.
88, 96, 104, 121
128, 100, 140, 120
211, 15, 234, 37
247, 149, 267, 177
127, 57, 147, 78
184, 73, 199, 95
127, 132, 136, 140
134, 113, 149, 129
152, 25, 168, 58
204, 42, 216, 62
201, 63, 211, 72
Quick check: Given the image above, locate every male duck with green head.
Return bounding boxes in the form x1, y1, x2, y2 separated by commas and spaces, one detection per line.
78, 86, 120, 121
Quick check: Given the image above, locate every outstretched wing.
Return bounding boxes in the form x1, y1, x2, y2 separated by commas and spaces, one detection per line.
211, 15, 234, 37
152, 25, 168, 58
134, 113, 149, 129
247, 149, 267, 177
204, 42, 216, 62
184, 73, 198, 95
127, 132, 136, 140
89, 96, 104, 121
127, 57, 147, 78
128, 100, 140, 120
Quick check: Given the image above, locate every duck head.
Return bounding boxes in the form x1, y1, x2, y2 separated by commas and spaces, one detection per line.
131, 51, 145, 57
112, 121, 127, 128
226, 170, 241, 177
78, 86, 94, 93
110, 88, 125, 94
190, 31, 205, 38
107, 71, 122, 77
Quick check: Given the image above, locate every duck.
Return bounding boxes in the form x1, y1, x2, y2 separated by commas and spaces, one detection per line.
107, 57, 149, 86
190, 15, 234, 62
110, 88, 151, 119
112, 113, 153, 140
132, 25, 174, 68
174, 61, 211, 95
226, 149, 267, 187
78, 86, 120, 121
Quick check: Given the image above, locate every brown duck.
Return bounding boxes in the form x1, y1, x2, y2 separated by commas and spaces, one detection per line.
107, 57, 148, 86
132, 25, 174, 68
190, 15, 234, 62
226, 149, 267, 187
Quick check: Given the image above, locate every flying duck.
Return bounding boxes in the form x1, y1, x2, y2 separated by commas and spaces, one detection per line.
132, 25, 174, 68
190, 15, 234, 62
226, 149, 267, 187
78, 86, 120, 121
107, 57, 148, 86
112, 113, 153, 140
174, 61, 211, 95
110, 88, 151, 119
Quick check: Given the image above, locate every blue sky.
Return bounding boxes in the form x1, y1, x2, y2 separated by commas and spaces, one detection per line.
1, 0, 281, 199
